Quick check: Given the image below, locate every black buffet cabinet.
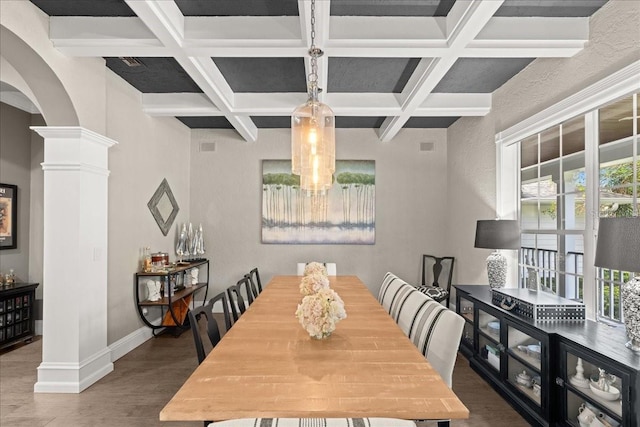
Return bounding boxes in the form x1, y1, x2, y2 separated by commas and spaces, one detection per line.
455, 285, 640, 427
0, 282, 39, 350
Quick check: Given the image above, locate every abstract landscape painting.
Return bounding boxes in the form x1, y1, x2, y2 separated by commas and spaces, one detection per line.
262, 160, 375, 244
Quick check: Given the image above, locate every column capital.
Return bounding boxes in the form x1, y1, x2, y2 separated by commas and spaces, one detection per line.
30, 126, 118, 148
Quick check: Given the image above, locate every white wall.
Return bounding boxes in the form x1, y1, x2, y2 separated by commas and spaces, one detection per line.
190, 128, 449, 295
446, 0, 640, 286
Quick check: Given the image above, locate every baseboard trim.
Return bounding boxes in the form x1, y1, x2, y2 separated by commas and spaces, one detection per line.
34, 346, 113, 393
109, 323, 156, 362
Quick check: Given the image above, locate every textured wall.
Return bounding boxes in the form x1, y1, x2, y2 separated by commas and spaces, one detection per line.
190, 128, 448, 295
105, 71, 192, 344
446, 0, 640, 286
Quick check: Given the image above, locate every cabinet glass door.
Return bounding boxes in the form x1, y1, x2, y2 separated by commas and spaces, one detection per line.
459, 295, 474, 351
564, 347, 623, 426
477, 308, 501, 372
505, 323, 544, 409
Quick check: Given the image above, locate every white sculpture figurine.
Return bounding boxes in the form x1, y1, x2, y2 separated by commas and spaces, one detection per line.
146, 280, 161, 301
596, 368, 610, 392
190, 268, 199, 286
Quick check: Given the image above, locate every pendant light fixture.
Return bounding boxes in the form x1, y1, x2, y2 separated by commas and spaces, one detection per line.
292, 0, 336, 195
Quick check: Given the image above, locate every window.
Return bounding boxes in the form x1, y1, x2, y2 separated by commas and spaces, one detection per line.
496, 62, 639, 321
596, 94, 639, 322
519, 118, 586, 300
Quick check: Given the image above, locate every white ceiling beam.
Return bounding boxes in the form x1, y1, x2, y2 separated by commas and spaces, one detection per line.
142, 93, 222, 116
50, 15, 589, 59
141, 92, 490, 118
330, 16, 446, 41
415, 93, 491, 116
378, 0, 504, 142
50, 17, 168, 56
125, 0, 257, 142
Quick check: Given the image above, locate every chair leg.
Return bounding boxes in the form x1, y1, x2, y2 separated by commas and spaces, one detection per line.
437, 420, 450, 427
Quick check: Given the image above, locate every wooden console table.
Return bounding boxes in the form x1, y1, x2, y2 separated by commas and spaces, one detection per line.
135, 260, 209, 336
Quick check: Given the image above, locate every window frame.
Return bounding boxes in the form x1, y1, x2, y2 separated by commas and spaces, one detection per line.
496, 60, 640, 321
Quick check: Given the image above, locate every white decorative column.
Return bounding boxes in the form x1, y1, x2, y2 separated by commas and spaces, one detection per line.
30, 126, 117, 393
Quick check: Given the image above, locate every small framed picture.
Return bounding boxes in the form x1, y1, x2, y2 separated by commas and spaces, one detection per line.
0, 183, 18, 250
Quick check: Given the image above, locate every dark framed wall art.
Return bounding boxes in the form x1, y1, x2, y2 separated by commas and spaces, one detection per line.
0, 183, 17, 250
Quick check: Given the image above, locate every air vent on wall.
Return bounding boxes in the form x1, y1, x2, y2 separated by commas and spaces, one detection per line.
420, 142, 434, 152
199, 142, 216, 152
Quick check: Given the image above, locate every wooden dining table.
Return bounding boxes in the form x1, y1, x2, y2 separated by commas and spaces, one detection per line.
160, 275, 469, 422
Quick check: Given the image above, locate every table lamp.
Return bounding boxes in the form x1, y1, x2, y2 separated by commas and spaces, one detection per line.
594, 216, 640, 352
474, 219, 520, 289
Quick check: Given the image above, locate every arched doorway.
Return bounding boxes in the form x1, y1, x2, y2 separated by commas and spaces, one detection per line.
1, 23, 116, 393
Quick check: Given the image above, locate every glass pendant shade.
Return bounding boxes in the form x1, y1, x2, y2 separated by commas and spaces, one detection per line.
291, 98, 336, 193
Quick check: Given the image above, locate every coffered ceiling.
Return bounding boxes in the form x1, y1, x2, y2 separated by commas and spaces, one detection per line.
27, 0, 608, 142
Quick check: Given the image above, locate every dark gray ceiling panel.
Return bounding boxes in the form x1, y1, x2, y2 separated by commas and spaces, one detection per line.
178, 117, 233, 129
495, 0, 608, 17
30, 0, 135, 16
213, 58, 307, 93
106, 57, 202, 93
175, 0, 299, 16
330, 0, 454, 16
404, 116, 459, 128
328, 58, 420, 93
433, 58, 534, 93
252, 116, 292, 128
335, 117, 386, 128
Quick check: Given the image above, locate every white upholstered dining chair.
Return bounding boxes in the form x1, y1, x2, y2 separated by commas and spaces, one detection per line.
208, 418, 417, 427
406, 295, 465, 388
297, 262, 337, 276
377, 272, 417, 321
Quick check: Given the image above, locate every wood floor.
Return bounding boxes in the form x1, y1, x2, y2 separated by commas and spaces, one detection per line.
0, 333, 529, 427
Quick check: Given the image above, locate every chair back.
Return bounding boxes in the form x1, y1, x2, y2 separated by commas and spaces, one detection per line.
248, 267, 263, 295
297, 262, 337, 276
408, 298, 464, 387
377, 272, 419, 321
228, 276, 255, 321
188, 292, 229, 364
421, 255, 455, 307
244, 273, 259, 300
227, 281, 248, 322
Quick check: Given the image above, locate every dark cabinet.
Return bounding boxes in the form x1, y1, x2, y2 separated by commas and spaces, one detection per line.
0, 282, 39, 349
454, 285, 639, 427
556, 324, 639, 427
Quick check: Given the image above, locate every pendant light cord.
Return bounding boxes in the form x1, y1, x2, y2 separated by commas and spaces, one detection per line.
308, 0, 320, 102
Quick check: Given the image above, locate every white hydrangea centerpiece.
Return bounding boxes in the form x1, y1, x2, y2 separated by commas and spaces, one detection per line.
299, 272, 330, 296
295, 288, 347, 339
304, 262, 328, 277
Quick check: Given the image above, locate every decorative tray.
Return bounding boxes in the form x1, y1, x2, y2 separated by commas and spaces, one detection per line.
491, 288, 585, 322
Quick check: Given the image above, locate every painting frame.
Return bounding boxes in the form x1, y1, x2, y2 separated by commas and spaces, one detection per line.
0, 183, 18, 250
261, 160, 375, 245
147, 178, 180, 236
